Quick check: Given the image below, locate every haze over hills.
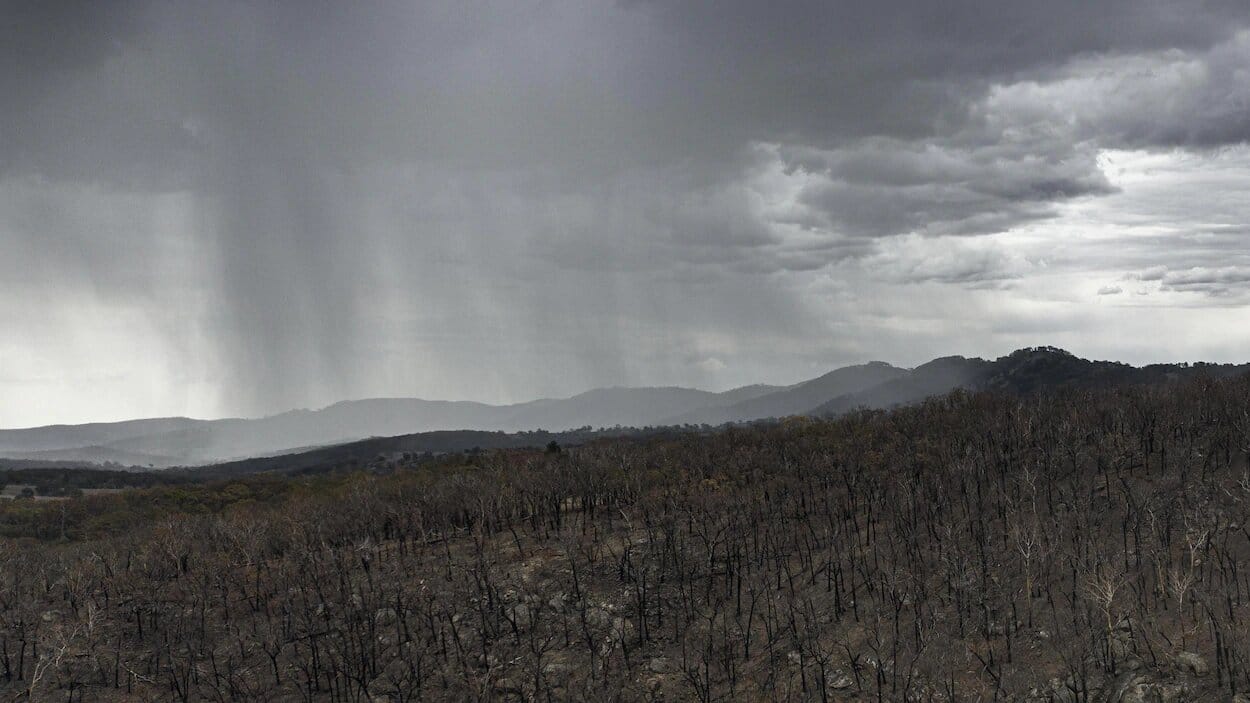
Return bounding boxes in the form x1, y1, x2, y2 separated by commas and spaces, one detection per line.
664, 361, 908, 426
0, 384, 787, 467
3, 347, 1248, 468
812, 347, 1250, 416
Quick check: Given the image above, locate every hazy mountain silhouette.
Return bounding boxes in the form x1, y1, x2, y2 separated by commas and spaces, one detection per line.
3, 348, 1247, 468
0, 417, 204, 454
6, 445, 184, 468
662, 362, 907, 425
0, 385, 784, 466
812, 355, 992, 416
495, 386, 771, 431
812, 347, 1250, 416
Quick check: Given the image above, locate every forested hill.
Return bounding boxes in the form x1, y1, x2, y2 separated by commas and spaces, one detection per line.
4, 374, 1250, 699
174, 425, 689, 481
150, 348, 1250, 482
3, 347, 1247, 469
812, 346, 1250, 415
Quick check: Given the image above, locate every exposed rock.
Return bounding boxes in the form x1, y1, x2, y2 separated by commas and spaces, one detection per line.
648, 657, 675, 674
547, 593, 568, 613
1176, 651, 1209, 676
1049, 676, 1081, 703
612, 616, 636, 642
509, 603, 532, 628
542, 660, 574, 676
1118, 675, 1152, 703
586, 606, 614, 629
1157, 683, 1191, 703
1125, 680, 1150, 700
493, 675, 521, 694
1134, 683, 1190, 703
1117, 675, 1190, 703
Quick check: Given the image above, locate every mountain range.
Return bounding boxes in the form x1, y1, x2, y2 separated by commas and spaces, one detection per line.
3, 347, 1247, 468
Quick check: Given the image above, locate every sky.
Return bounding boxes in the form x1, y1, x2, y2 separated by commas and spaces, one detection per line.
4, 0, 1250, 427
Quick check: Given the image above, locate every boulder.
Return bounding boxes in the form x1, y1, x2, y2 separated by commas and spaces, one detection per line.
648, 657, 675, 674
547, 593, 568, 613
374, 607, 397, 625
1177, 651, 1209, 677
1124, 682, 1192, 703
1119, 676, 1152, 703
509, 603, 532, 628
542, 660, 574, 677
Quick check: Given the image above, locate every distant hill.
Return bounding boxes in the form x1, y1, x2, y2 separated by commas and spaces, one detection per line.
812, 347, 1250, 416
5, 444, 184, 468
812, 355, 992, 416
0, 417, 203, 454
663, 362, 907, 425
3, 347, 1247, 468
494, 386, 766, 432
177, 426, 685, 481
0, 384, 786, 467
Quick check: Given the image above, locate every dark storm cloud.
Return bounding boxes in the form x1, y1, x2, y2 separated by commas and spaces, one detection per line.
11, 0, 1250, 186
625, 0, 1250, 145
0, 0, 148, 100
5, 0, 1250, 419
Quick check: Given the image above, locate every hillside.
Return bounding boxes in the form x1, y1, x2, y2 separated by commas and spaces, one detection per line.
0, 417, 202, 454
176, 425, 688, 481
4, 348, 1249, 468
812, 347, 1250, 416
5, 376, 1250, 700
0, 385, 779, 467
662, 361, 907, 425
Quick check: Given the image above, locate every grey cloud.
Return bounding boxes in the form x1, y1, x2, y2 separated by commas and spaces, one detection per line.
768, 31, 1250, 247
626, 0, 1250, 147
863, 235, 1028, 286
781, 138, 1113, 240
11, 1, 1250, 186
979, 35, 1250, 151
1158, 266, 1250, 296
6, 1, 1250, 421
0, 0, 150, 102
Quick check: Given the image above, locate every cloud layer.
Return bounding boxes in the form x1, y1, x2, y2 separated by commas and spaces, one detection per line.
3, 1, 1250, 425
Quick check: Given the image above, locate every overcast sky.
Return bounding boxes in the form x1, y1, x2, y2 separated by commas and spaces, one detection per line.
4, 0, 1250, 427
